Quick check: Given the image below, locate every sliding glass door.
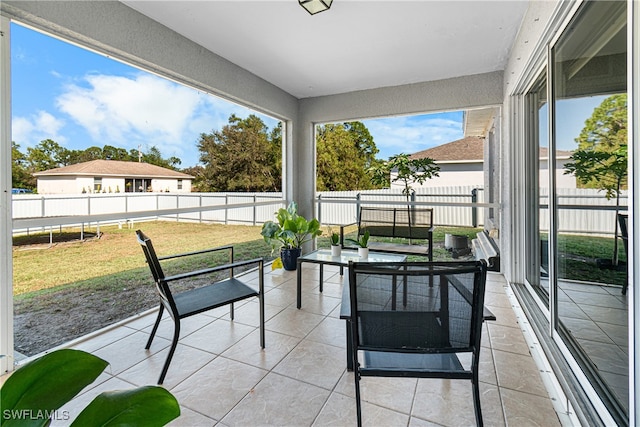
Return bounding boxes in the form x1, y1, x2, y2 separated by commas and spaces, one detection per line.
525, 0, 628, 421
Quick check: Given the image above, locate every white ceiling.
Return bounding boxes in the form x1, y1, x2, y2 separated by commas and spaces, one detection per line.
122, 1, 529, 99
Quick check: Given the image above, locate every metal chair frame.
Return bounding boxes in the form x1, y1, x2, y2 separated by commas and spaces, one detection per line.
348, 260, 487, 426
136, 230, 265, 384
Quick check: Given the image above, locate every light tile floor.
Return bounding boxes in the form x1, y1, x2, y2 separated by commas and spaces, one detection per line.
32, 265, 562, 426
557, 280, 629, 412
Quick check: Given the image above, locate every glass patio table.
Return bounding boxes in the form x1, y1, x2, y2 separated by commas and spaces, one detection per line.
296, 249, 407, 309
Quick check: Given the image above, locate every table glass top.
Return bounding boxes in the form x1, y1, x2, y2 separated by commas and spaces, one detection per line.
300, 249, 407, 264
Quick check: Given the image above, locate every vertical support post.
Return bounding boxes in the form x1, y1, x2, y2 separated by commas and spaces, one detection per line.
199, 193, 202, 223
356, 193, 361, 223
0, 16, 14, 374
471, 188, 478, 228
225, 194, 228, 225
253, 194, 257, 226
317, 194, 322, 226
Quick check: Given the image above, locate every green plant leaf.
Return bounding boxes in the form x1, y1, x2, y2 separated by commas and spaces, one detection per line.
1, 349, 108, 427
71, 386, 180, 427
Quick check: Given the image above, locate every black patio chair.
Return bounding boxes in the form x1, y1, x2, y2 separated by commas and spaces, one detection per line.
136, 230, 265, 384
618, 213, 629, 295
348, 260, 488, 427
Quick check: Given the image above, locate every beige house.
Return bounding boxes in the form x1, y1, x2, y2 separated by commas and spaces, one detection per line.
33, 159, 194, 194
402, 136, 576, 189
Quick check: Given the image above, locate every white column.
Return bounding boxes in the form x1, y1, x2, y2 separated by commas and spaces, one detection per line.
0, 15, 14, 374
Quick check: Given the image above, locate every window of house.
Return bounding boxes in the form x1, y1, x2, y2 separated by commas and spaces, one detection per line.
94, 177, 102, 192
177, 179, 182, 190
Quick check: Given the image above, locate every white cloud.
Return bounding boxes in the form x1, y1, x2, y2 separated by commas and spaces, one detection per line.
364, 114, 464, 159
11, 111, 66, 148
56, 73, 206, 163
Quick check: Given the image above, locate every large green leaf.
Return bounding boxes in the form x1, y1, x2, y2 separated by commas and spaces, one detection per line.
71, 387, 180, 427
1, 349, 108, 427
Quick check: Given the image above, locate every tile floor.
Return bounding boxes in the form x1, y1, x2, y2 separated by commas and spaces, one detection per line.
556, 280, 629, 412
26, 264, 563, 426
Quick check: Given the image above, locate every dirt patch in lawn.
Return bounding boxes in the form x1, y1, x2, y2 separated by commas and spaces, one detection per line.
14, 280, 157, 357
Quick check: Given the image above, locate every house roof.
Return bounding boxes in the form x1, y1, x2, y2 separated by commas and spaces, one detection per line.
410, 137, 484, 163
33, 160, 194, 179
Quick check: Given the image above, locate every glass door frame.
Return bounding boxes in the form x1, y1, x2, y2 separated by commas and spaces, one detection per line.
516, 1, 633, 424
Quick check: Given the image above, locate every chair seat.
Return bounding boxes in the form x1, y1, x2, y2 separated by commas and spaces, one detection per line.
361, 351, 468, 377
174, 278, 259, 318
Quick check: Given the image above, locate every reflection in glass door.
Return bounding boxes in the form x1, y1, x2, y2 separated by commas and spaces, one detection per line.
525, 71, 549, 302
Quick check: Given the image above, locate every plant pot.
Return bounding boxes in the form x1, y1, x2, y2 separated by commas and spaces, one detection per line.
331, 245, 342, 257
280, 247, 302, 271
358, 247, 369, 258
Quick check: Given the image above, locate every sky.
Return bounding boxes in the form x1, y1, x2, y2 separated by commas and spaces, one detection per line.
10, 23, 466, 169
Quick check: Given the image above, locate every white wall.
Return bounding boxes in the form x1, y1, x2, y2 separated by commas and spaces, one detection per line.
539, 158, 577, 189
36, 176, 193, 194
390, 162, 484, 189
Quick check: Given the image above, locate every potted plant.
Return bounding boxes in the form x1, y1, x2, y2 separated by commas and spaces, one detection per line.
347, 229, 370, 258
329, 228, 341, 257
261, 201, 322, 270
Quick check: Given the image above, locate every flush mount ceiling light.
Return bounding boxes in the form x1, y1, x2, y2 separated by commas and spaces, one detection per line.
299, 0, 333, 15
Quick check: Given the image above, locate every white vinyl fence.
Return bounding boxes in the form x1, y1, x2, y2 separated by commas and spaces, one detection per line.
11, 186, 627, 237
316, 186, 486, 227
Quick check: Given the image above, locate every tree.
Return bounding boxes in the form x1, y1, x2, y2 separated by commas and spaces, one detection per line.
102, 145, 130, 161
316, 122, 382, 191
26, 139, 69, 171
564, 94, 628, 266
12, 142, 34, 189
197, 114, 281, 192
369, 153, 440, 201
344, 121, 379, 169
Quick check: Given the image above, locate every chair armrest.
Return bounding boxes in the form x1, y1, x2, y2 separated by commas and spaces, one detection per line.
163, 258, 263, 283
158, 245, 233, 261
340, 222, 358, 248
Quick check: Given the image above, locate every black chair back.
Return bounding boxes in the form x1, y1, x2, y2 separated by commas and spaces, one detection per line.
349, 261, 486, 355
136, 230, 178, 319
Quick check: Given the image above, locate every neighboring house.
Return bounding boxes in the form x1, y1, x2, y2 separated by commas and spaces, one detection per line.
404, 136, 485, 188
395, 136, 576, 189
33, 159, 194, 194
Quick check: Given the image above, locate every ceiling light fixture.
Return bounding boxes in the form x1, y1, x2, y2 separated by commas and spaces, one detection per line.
299, 0, 333, 15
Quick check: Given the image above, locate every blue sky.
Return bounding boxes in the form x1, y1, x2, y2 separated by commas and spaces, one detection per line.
11, 23, 466, 168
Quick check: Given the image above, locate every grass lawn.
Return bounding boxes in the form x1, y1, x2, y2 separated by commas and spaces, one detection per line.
12, 220, 626, 356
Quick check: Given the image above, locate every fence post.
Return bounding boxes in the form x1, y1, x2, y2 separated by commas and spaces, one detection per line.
199, 194, 203, 223
410, 191, 416, 225
253, 194, 257, 226
471, 188, 478, 227
317, 194, 322, 225
225, 194, 228, 225
356, 193, 361, 222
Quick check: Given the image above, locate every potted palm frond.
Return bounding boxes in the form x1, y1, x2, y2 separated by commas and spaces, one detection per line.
347, 230, 370, 258
261, 201, 322, 270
